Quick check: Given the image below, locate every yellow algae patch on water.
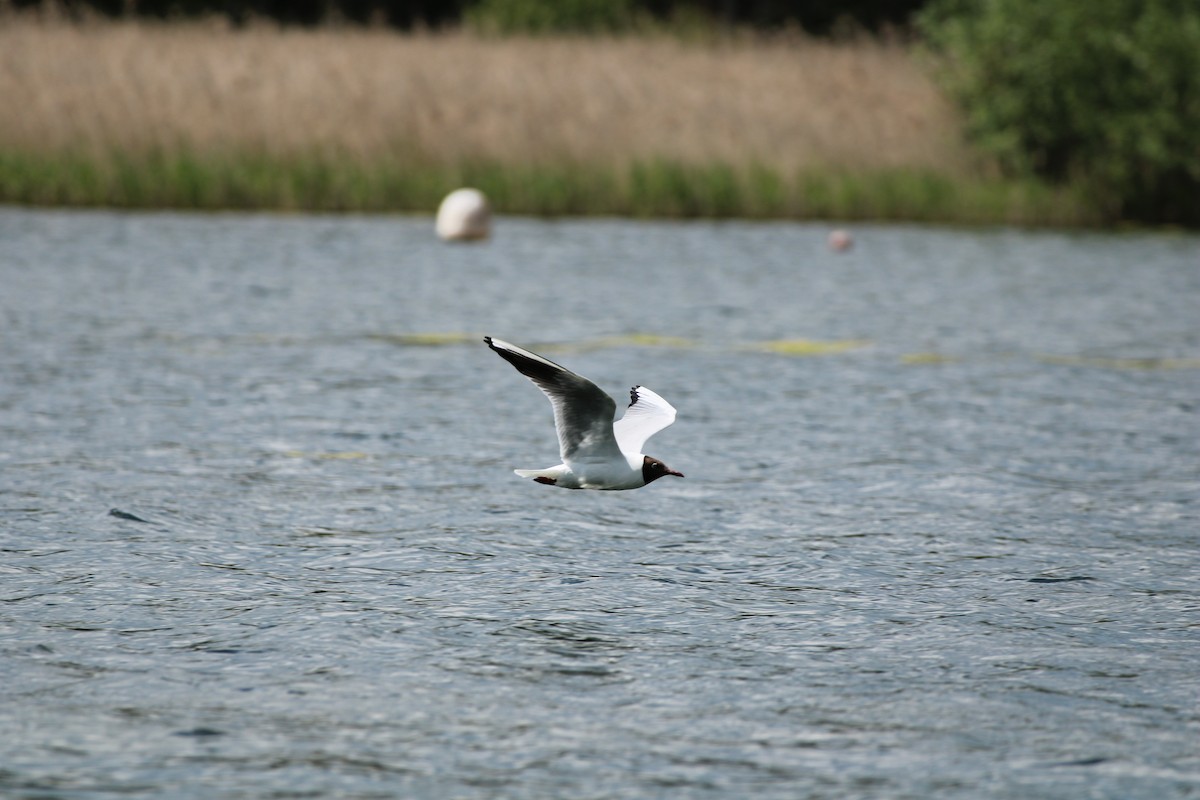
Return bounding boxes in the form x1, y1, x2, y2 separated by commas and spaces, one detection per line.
367, 332, 477, 346
283, 450, 370, 460
1037, 355, 1200, 370
901, 352, 960, 365
547, 334, 696, 353
595, 334, 695, 348
753, 338, 871, 356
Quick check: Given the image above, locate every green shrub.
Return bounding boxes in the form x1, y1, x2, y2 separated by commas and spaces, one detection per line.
919, 0, 1200, 224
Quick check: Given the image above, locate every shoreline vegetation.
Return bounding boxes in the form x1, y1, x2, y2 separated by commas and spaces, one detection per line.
0, 14, 1101, 225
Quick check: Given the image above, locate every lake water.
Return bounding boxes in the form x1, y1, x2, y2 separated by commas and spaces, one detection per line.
1, 208, 1198, 799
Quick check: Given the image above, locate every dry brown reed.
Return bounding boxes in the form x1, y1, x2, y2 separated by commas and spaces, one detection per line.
0, 13, 975, 175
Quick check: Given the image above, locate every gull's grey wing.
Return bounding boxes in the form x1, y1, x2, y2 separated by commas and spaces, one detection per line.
485, 337, 624, 464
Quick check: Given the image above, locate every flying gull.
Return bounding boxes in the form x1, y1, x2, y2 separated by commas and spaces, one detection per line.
484, 337, 684, 490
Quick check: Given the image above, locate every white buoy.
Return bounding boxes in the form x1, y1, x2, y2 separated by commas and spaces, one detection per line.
436, 188, 491, 241
827, 229, 853, 252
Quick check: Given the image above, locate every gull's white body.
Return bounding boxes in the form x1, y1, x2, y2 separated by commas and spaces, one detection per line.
514, 460, 641, 491
485, 337, 683, 490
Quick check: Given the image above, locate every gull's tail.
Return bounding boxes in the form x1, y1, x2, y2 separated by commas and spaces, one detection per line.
514, 466, 566, 486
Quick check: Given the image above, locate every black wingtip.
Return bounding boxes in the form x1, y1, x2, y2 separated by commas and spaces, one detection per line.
628, 385, 641, 407
485, 337, 580, 388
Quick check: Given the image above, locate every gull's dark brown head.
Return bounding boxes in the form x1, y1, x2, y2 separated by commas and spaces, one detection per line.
642, 455, 684, 484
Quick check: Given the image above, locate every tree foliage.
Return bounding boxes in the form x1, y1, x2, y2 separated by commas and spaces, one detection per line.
465, 0, 640, 34
919, 0, 1200, 224
6, 0, 926, 34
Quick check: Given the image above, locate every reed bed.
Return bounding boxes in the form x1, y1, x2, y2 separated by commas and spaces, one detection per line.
0, 14, 1097, 223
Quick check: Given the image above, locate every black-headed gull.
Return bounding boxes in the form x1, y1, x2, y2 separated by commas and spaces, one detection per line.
485, 337, 684, 490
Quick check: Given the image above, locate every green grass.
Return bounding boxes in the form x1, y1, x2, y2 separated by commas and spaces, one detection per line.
0, 148, 1101, 226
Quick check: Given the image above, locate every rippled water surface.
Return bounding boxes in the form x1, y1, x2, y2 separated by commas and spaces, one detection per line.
2, 208, 1198, 798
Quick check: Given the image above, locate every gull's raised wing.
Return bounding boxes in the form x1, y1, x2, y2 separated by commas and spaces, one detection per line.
613, 385, 677, 458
